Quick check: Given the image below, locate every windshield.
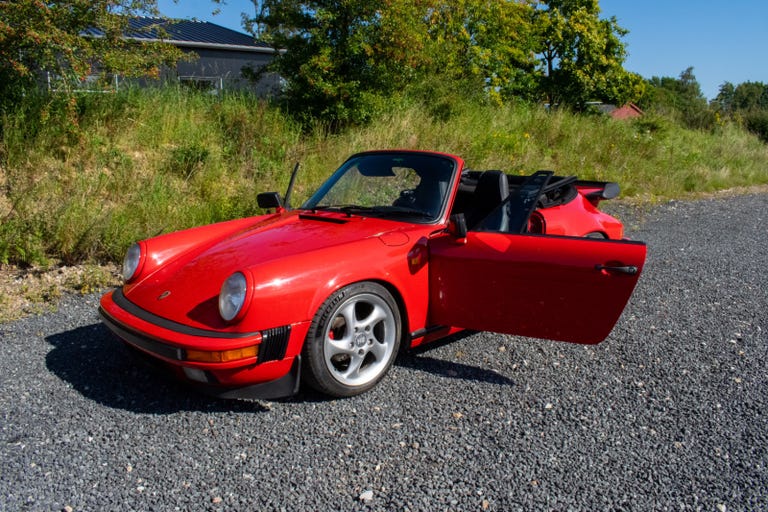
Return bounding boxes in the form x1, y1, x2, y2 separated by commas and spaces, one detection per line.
302, 152, 457, 223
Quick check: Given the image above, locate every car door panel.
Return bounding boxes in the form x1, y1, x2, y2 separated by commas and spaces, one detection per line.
428, 232, 646, 344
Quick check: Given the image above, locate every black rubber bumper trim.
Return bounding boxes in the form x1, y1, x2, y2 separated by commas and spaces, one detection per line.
111, 288, 260, 339
100, 306, 186, 361
192, 356, 302, 400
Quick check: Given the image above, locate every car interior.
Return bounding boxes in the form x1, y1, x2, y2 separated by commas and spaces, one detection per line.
450, 170, 579, 232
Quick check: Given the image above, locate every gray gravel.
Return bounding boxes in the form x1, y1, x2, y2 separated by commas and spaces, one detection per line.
1, 193, 767, 511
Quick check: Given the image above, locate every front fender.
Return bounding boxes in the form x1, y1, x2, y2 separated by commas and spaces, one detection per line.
239, 236, 430, 340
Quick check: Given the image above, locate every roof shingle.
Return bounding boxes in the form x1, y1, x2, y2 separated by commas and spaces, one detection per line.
83, 17, 271, 51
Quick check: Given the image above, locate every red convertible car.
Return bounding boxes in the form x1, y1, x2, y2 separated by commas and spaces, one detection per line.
99, 150, 646, 399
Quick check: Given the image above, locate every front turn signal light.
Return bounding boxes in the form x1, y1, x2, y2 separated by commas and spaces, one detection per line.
185, 345, 259, 363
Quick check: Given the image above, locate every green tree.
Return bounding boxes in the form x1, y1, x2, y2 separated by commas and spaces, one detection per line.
422, 0, 539, 103
711, 81, 735, 113
0, 1, 185, 112
534, 0, 643, 108
643, 67, 706, 110
640, 67, 714, 130
251, 0, 543, 125
732, 81, 768, 112
712, 81, 768, 115
251, 0, 394, 127
712, 81, 768, 142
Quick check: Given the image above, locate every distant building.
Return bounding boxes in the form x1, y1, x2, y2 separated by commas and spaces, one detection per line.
74, 17, 279, 94
592, 103, 644, 120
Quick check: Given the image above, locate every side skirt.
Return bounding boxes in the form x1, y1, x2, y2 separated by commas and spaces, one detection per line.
409, 324, 448, 341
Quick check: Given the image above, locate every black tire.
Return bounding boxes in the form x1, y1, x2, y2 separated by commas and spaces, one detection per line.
585, 231, 607, 239
302, 282, 402, 397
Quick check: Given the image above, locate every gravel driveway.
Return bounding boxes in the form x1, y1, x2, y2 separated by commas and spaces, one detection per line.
1, 194, 766, 511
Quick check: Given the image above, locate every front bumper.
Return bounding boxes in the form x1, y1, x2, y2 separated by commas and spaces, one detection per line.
99, 289, 308, 399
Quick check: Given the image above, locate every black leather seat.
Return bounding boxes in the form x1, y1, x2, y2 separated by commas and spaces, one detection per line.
467, 170, 510, 231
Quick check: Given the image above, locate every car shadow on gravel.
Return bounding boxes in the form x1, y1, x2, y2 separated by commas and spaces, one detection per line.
396, 331, 516, 387
46, 324, 513, 409
44, 323, 270, 414
396, 354, 515, 387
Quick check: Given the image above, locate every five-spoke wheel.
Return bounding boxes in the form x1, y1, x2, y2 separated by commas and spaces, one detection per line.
303, 282, 401, 397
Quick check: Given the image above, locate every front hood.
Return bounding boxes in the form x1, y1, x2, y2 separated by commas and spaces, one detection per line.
124, 211, 417, 330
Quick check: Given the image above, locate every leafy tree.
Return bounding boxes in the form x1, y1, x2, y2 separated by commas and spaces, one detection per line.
713, 81, 768, 114
251, 0, 647, 124
640, 67, 714, 130
0, 1, 185, 112
420, 0, 539, 103
250, 0, 393, 127
534, 0, 643, 108
712, 81, 768, 142
642, 67, 705, 110
711, 81, 735, 113
251, 0, 543, 125
732, 81, 768, 112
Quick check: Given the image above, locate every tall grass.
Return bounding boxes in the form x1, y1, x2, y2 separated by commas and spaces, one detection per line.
1, 87, 767, 266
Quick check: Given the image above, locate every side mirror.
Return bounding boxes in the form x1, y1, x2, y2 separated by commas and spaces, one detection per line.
448, 213, 468, 240
257, 192, 284, 210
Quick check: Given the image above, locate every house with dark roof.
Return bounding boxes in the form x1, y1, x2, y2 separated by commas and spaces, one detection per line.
80, 17, 279, 94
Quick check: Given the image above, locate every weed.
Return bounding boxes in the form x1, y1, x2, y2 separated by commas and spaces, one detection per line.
166, 143, 210, 178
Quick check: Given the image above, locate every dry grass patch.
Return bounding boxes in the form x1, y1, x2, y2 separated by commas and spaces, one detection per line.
0, 263, 119, 323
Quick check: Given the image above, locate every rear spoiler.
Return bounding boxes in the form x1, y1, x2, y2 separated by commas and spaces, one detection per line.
576, 180, 620, 206
524, 174, 620, 209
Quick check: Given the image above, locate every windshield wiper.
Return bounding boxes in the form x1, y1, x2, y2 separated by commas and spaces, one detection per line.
369, 206, 434, 220
306, 204, 434, 220
308, 204, 374, 216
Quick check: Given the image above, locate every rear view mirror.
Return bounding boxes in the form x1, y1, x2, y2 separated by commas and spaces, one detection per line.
357, 156, 396, 177
257, 192, 284, 210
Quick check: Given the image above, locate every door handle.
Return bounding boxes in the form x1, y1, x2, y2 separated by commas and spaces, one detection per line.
595, 264, 638, 275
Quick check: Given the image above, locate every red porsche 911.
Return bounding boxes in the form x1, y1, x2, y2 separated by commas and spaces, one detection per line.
99, 150, 646, 399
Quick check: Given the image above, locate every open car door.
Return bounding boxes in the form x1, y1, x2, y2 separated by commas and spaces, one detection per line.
429, 172, 646, 344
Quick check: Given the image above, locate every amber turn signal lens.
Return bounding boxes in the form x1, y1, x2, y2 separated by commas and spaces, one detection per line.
185, 345, 258, 363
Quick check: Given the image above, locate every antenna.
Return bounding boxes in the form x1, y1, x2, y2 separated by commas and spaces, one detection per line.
284, 162, 300, 210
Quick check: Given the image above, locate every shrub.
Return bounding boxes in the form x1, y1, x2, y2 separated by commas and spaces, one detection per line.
166, 143, 210, 178
744, 111, 768, 143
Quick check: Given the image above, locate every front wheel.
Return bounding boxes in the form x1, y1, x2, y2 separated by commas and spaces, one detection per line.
302, 282, 401, 397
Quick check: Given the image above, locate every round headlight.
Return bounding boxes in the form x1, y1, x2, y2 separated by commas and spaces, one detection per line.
219, 272, 248, 322
122, 243, 142, 282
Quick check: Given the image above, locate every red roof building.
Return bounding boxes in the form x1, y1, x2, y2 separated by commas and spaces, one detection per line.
608, 103, 644, 120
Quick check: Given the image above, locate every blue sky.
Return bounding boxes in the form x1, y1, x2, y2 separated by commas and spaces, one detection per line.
158, 0, 768, 100
600, 0, 768, 100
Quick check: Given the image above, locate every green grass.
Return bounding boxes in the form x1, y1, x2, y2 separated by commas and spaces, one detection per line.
1, 87, 767, 267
